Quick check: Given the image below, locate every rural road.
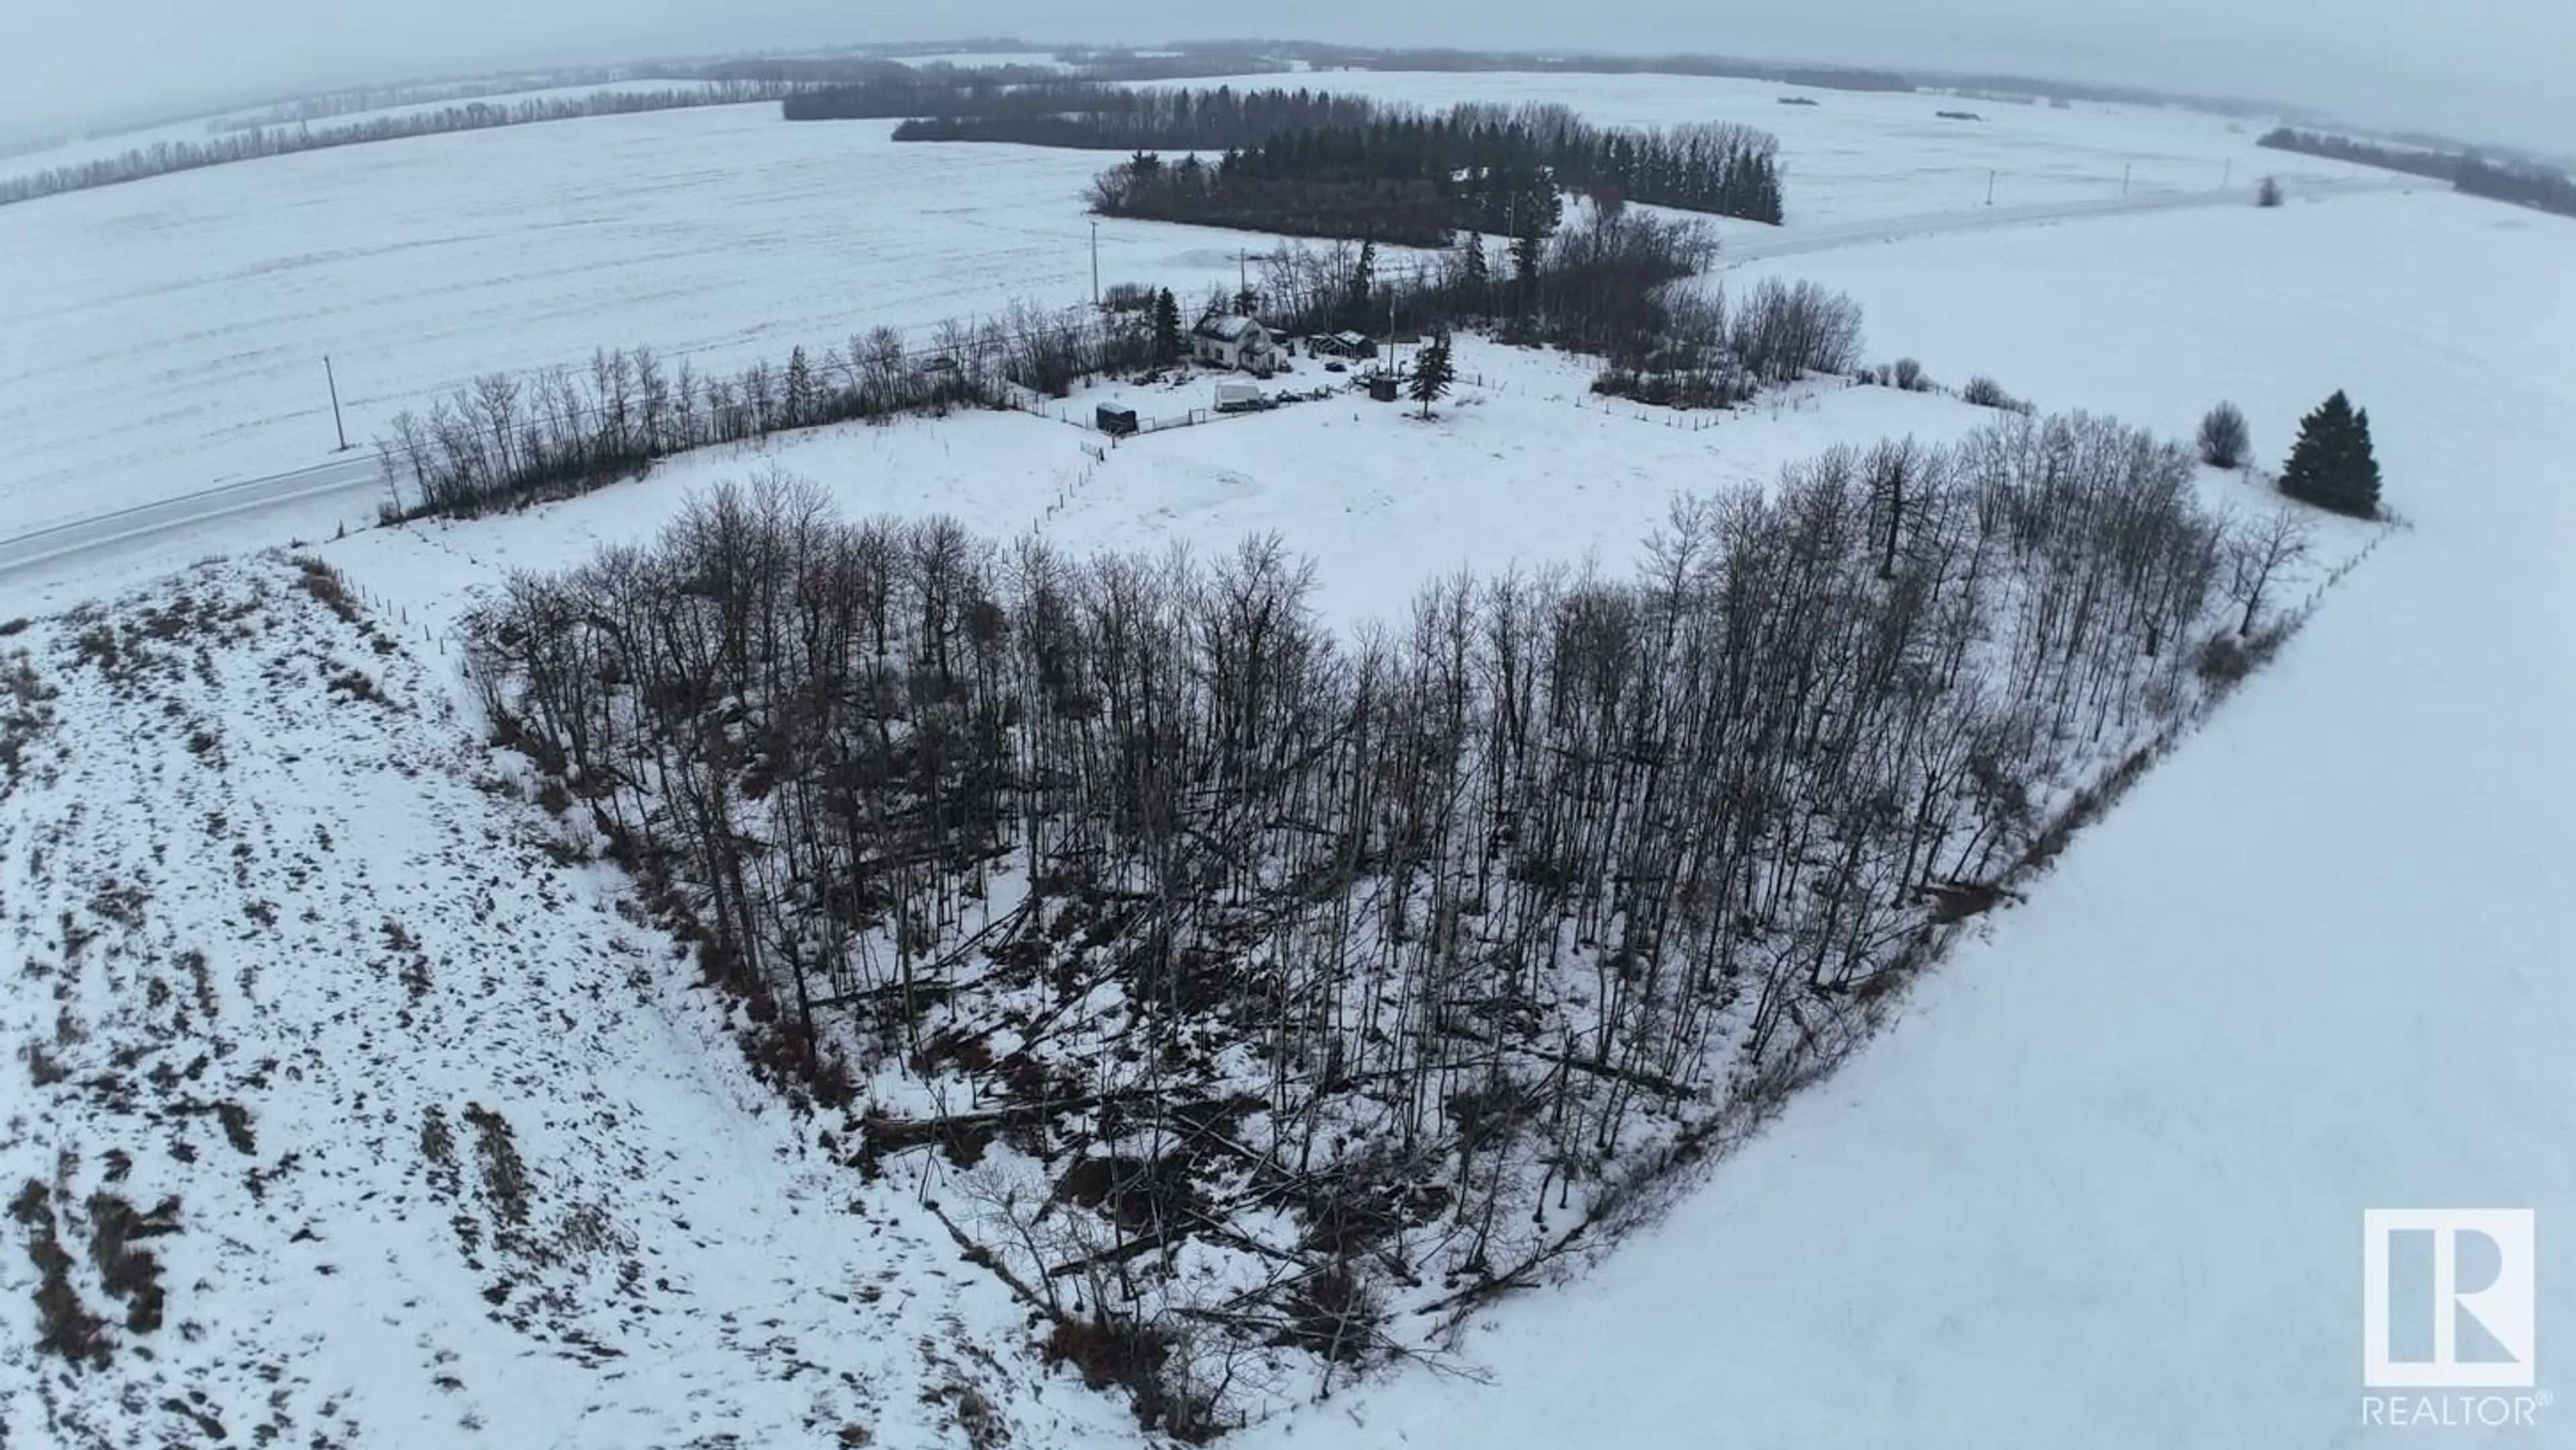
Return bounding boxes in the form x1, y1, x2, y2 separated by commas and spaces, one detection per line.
0, 452, 382, 575
0, 175, 2418, 581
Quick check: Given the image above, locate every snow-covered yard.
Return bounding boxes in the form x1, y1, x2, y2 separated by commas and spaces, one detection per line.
322, 339, 2033, 637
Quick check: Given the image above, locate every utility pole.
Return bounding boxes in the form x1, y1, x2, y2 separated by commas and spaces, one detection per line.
324, 355, 350, 452
2122, 164, 2131, 197
2222, 158, 2234, 189
1986, 169, 1996, 206
1089, 220, 1099, 309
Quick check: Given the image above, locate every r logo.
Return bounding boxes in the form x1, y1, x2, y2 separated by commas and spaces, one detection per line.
2364, 1209, 2537, 1388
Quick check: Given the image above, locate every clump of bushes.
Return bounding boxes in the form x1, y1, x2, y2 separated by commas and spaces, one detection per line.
1960, 375, 2035, 413
2197, 401, 2251, 469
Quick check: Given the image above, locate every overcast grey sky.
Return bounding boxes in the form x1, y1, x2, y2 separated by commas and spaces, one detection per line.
5, 1, 2571, 152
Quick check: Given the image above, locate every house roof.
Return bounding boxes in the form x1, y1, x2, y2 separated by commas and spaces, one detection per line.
1193, 315, 1265, 342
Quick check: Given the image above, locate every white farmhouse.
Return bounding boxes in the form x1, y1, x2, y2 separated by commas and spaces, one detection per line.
1190, 314, 1277, 374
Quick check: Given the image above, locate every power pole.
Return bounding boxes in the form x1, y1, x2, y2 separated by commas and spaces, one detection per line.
2222, 158, 2234, 189
1986, 169, 1996, 206
324, 355, 350, 452
1089, 221, 1099, 309
2122, 164, 2131, 197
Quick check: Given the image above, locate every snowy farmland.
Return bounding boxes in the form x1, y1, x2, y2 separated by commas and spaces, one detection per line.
3, 58, 2573, 1450
1175, 68, 2394, 227
1226, 189, 2576, 1450
0, 72, 2401, 542
0, 103, 1295, 535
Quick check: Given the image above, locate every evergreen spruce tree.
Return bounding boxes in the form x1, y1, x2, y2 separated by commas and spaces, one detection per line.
782, 346, 816, 429
1510, 227, 1546, 305
1409, 331, 1456, 418
2278, 390, 2383, 518
1151, 288, 1183, 364
1342, 239, 1378, 331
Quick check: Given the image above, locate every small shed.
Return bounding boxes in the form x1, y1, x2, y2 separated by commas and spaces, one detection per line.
1095, 403, 1138, 436
1367, 374, 1401, 403
1311, 330, 1378, 360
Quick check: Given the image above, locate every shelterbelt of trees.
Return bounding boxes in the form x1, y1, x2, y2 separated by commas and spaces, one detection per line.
1083, 105, 1783, 244
786, 77, 1787, 233
2258, 126, 2576, 218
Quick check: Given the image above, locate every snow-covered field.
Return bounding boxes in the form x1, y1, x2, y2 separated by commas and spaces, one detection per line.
0, 81, 737, 191
1180, 69, 2390, 229
0, 559, 1144, 1449
1224, 190, 2576, 1450
0, 70, 2400, 541
5, 54, 2573, 1450
0, 105, 1313, 536
0, 314, 2387, 1445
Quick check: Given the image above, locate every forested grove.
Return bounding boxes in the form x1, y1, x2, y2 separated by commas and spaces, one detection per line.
460, 411, 2286, 1433
817, 81, 1787, 227
2255, 127, 2462, 183
2455, 157, 2576, 218
1086, 112, 1782, 242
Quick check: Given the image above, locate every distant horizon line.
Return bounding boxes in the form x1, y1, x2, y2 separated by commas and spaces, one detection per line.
5, 34, 2564, 168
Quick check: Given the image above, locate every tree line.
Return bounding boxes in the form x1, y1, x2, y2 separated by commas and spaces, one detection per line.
376, 301, 1152, 520
1299, 45, 1909, 92
1244, 215, 1854, 398
376, 218, 1868, 521
877, 86, 1786, 227
2455, 156, 2576, 218
455, 407, 2294, 1433
2258, 127, 2576, 218
1087, 111, 1780, 243
0, 83, 802, 208
203, 69, 668, 132
2255, 127, 2462, 183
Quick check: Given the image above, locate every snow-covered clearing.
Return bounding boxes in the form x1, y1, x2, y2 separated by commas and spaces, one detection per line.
1219, 189, 2576, 1450
322, 338, 2039, 638
316, 330, 2369, 649
0, 558, 1142, 1449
